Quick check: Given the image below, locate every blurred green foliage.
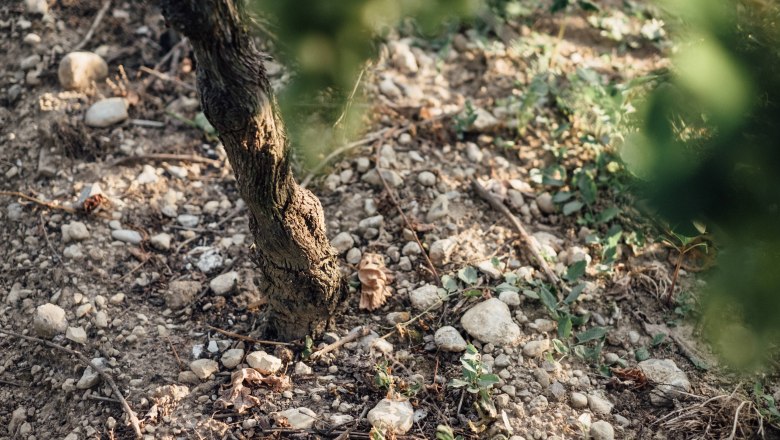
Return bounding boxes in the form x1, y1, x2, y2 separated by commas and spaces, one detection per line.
623, 0, 780, 368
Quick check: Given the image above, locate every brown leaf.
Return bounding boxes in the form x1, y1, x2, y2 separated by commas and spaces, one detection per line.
358, 253, 394, 311
214, 368, 291, 414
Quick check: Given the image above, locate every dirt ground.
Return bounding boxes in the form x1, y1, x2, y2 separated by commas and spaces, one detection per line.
1, 1, 778, 439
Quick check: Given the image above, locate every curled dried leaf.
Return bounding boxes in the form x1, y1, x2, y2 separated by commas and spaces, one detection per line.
358, 253, 394, 311
214, 368, 292, 413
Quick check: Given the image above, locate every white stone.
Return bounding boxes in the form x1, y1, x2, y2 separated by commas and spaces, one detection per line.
294, 361, 313, 375
465, 142, 483, 163
66, 326, 87, 344
34, 303, 68, 337
76, 358, 105, 389
189, 359, 219, 380
210, 271, 239, 295
409, 284, 443, 310
246, 351, 282, 374
276, 407, 317, 429
588, 393, 614, 415
331, 232, 354, 254
522, 339, 551, 357
25, 0, 48, 14
389, 41, 418, 74
346, 248, 362, 265
570, 391, 588, 408
367, 398, 414, 434
220, 349, 244, 369
58, 51, 108, 90
461, 298, 521, 346
150, 233, 172, 251
638, 358, 691, 406
429, 238, 456, 265
84, 98, 128, 128
417, 171, 436, 187
361, 168, 403, 187
63, 244, 84, 260
61, 221, 89, 242
590, 420, 615, 440
135, 164, 158, 184
426, 194, 449, 222
434, 326, 467, 352
111, 229, 142, 244
477, 260, 502, 280
24, 33, 41, 45
536, 192, 556, 214
177, 214, 199, 228
197, 248, 223, 273
498, 290, 521, 306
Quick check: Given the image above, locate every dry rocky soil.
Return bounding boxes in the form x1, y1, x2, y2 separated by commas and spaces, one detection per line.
1, 1, 778, 439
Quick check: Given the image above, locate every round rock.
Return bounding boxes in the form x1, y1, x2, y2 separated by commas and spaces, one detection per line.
58, 51, 108, 90
189, 359, 219, 380
84, 97, 128, 128
34, 303, 68, 337
367, 398, 414, 434
460, 298, 521, 346
589, 420, 615, 440
210, 271, 239, 295
434, 326, 467, 352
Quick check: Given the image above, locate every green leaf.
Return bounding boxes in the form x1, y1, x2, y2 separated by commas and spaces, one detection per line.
575, 326, 607, 343
564, 284, 586, 304
564, 260, 587, 281
558, 315, 572, 339
523, 289, 539, 299
597, 206, 620, 224
458, 266, 479, 285
578, 173, 597, 205
441, 275, 459, 293
577, 0, 599, 11
539, 286, 559, 314
463, 289, 482, 298
495, 283, 519, 293
478, 374, 500, 388
491, 257, 500, 267
552, 338, 569, 354
563, 200, 584, 215
571, 313, 590, 326
635, 346, 650, 361
553, 191, 573, 203
551, 0, 570, 12
651, 333, 667, 347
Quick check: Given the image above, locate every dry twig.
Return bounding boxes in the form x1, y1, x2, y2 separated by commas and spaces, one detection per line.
0, 191, 77, 214
72, 0, 111, 51
138, 66, 196, 91
309, 326, 370, 360
470, 178, 563, 291
206, 325, 294, 347
112, 153, 221, 168
0, 328, 143, 439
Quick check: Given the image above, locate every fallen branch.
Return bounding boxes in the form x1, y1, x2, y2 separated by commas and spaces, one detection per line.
138, 66, 196, 91
206, 325, 294, 347
0, 191, 77, 214
309, 326, 370, 360
0, 328, 142, 439
71, 0, 111, 51
470, 178, 563, 290
112, 153, 221, 168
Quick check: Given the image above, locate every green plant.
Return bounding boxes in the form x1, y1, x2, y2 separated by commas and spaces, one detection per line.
436, 424, 464, 440
660, 224, 709, 303
450, 344, 499, 418
374, 360, 395, 396
754, 382, 780, 424
453, 101, 477, 140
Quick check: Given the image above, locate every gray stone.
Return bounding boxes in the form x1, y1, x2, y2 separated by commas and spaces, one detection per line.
389, 41, 418, 73
246, 351, 282, 374
465, 142, 484, 162
401, 241, 421, 256
346, 248, 362, 265
362, 168, 403, 187
522, 339, 551, 357
570, 391, 588, 408
536, 192, 555, 214
331, 232, 354, 254
494, 354, 511, 368
58, 52, 108, 91
426, 195, 449, 222
477, 260, 502, 280
77, 358, 106, 389
25, 0, 48, 14
429, 238, 456, 265
409, 284, 442, 310
434, 326, 467, 352
177, 214, 199, 228
189, 359, 219, 380
197, 248, 224, 273
220, 349, 244, 369
150, 233, 172, 251
84, 98, 128, 127
588, 393, 614, 415
20, 54, 40, 70
417, 171, 436, 187
461, 298, 521, 346
638, 358, 691, 406
498, 290, 521, 306
61, 221, 89, 242
210, 271, 238, 295
294, 361, 313, 375
367, 398, 414, 434
65, 326, 87, 344
276, 407, 317, 429
165, 280, 200, 310
111, 229, 142, 244
470, 108, 500, 131
589, 421, 615, 440
533, 368, 550, 388
34, 303, 68, 337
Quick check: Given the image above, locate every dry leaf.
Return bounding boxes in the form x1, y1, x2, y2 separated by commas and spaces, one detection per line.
358, 253, 394, 311
214, 368, 292, 413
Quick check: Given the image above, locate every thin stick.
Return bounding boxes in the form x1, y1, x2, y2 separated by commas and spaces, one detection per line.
309, 326, 370, 360
138, 66, 196, 91
72, 0, 111, 51
0, 328, 142, 439
373, 140, 441, 286
164, 335, 184, 371
333, 67, 365, 129
470, 178, 563, 292
39, 213, 61, 264
130, 119, 166, 128
112, 153, 221, 168
0, 191, 77, 214
205, 325, 294, 346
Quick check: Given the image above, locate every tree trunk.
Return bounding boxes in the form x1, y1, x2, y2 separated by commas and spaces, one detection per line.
160, 0, 345, 340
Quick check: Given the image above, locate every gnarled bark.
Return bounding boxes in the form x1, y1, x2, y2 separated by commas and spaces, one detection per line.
160, 0, 345, 340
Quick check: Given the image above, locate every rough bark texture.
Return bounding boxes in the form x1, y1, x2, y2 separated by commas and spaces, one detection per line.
160, 0, 345, 340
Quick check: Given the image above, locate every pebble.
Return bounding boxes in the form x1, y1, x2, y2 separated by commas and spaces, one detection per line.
331, 232, 354, 254
177, 214, 200, 228
536, 192, 556, 214
367, 398, 414, 434
65, 326, 87, 344
533, 368, 550, 387
197, 248, 224, 273
589, 421, 615, 440
477, 260, 502, 280
210, 271, 239, 295
20, 54, 40, 71
58, 51, 109, 91
570, 392, 588, 408
426, 195, 450, 222
85, 97, 129, 127
528, 318, 556, 333
61, 221, 89, 242
9, 407, 26, 437
294, 362, 313, 375
389, 41, 418, 73
246, 351, 282, 374
434, 326, 467, 352
465, 142, 484, 163
401, 241, 421, 256
361, 168, 404, 187
498, 290, 521, 306
220, 349, 244, 369
111, 229, 142, 245
638, 358, 691, 406
94, 311, 108, 328
355, 157, 371, 173
136, 165, 158, 185
189, 359, 219, 380
522, 339, 551, 357
417, 171, 436, 187
23, 33, 41, 45
429, 238, 456, 265
494, 353, 512, 368
346, 248, 362, 265
275, 407, 317, 429
34, 303, 68, 337
470, 108, 500, 131
386, 311, 410, 325
507, 189, 525, 208
150, 233, 172, 251
76, 358, 106, 389
461, 298, 521, 346
25, 0, 48, 14
409, 284, 443, 310
165, 280, 200, 310
588, 393, 614, 415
